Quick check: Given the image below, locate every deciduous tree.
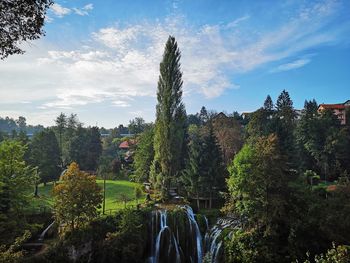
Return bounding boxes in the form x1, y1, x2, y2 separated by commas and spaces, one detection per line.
0, 0, 53, 59
53, 162, 102, 233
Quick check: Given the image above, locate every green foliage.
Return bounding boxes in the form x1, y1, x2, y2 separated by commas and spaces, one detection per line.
134, 185, 143, 205
28, 129, 61, 184
152, 36, 187, 198
182, 125, 226, 209
68, 126, 102, 171
53, 162, 102, 234
99, 209, 148, 263
296, 101, 350, 181
0, 230, 31, 263
41, 209, 149, 263
0, 140, 35, 244
133, 127, 155, 182
226, 135, 299, 262
128, 117, 146, 135
301, 244, 350, 263
0, 0, 53, 59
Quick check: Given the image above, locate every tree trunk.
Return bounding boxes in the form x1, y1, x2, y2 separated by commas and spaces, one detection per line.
34, 183, 38, 197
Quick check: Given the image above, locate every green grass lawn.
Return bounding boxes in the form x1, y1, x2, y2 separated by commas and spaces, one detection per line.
29, 180, 145, 213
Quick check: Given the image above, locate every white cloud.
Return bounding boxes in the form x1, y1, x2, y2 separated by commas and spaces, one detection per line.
51, 3, 71, 17
73, 3, 94, 16
226, 15, 250, 28
33, 0, 346, 109
271, 58, 311, 73
1, 0, 346, 126
50, 3, 93, 18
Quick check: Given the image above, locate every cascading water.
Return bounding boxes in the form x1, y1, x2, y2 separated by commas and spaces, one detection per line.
147, 206, 207, 263
203, 217, 240, 263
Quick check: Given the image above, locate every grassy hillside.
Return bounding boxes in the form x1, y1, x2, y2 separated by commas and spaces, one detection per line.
29, 180, 145, 213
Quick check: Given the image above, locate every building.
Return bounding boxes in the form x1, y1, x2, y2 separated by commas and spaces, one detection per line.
318, 100, 350, 125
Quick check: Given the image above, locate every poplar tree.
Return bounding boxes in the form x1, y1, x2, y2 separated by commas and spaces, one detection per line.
151, 36, 186, 198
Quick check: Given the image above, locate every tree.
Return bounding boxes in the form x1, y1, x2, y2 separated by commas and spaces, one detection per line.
0, 140, 34, 244
263, 95, 274, 112
182, 129, 204, 209
53, 162, 102, 233
134, 186, 143, 206
55, 113, 67, 165
151, 36, 187, 198
133, 127, 155, 182
29, 129, 61, 185
182, 125, 226, 209
86, 127, 103, 171
128, 117, 146, 135
226, 135, 296, 261
211, 113, 243, 165
68, 126, 102, 171
274, 90, 296, 163
0, 0, 53, 59
203, 125, 226, 208
199, 106, 209, 125
16, 117, 26, 132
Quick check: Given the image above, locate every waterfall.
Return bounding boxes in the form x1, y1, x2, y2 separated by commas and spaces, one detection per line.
148, 206, 205, 263
38, 221, 55, 242
203, 217, 240, 263
182, 205, 203, 263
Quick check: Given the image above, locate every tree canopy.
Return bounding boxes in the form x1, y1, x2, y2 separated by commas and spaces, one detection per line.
0, 0, 53, 59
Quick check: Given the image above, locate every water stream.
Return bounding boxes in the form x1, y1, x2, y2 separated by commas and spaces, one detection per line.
147, 204, 240, 263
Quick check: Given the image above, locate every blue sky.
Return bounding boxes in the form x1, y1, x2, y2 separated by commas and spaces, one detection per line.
1, 0, 350, 127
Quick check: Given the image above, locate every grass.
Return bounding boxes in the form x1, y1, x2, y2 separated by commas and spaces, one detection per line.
29, 180, 145, 213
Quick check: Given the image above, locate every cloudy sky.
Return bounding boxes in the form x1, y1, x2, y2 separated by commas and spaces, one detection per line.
1, 0, 350, 127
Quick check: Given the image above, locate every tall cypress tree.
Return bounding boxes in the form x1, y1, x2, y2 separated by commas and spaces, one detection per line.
151, 36, 186, 198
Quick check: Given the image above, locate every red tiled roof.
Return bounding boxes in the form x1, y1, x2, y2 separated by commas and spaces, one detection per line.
119, 141, 130, 149
318, 104, 345, 110
119, 139, 136, 149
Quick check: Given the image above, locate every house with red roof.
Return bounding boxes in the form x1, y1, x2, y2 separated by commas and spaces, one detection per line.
318, 100, 350, 125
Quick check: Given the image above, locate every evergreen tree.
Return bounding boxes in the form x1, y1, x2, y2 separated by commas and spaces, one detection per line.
86, 127, 102, 171
182, 130, 203, 209
263, 95, 274, 112
55, 113, 67, 165
29, 129, 61, 185
151, 36, 186, 198
203, 125, 226, 208
274, 90, 296, 162
199, 106, 209, 125
68, 126, 102, 171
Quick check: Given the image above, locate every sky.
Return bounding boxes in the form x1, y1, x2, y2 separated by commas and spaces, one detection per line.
1, 0, 350, 128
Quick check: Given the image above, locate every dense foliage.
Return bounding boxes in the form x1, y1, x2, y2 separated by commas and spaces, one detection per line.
0, 0, 52, 59
0, 140, 35, 245
151, 36, 187, 198
53, 162, 102, 234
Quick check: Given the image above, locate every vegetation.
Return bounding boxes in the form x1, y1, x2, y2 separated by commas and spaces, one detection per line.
0, 140, 35, 245
151, 36, 187, 199
0, 0, 53, 59
30, 179, 145, 212
28, 130, 61, 186
53, 163, 102, 233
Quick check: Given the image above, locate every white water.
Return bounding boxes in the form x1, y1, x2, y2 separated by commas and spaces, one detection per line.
204, 218, 240, 263
149, 206, 205, 263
